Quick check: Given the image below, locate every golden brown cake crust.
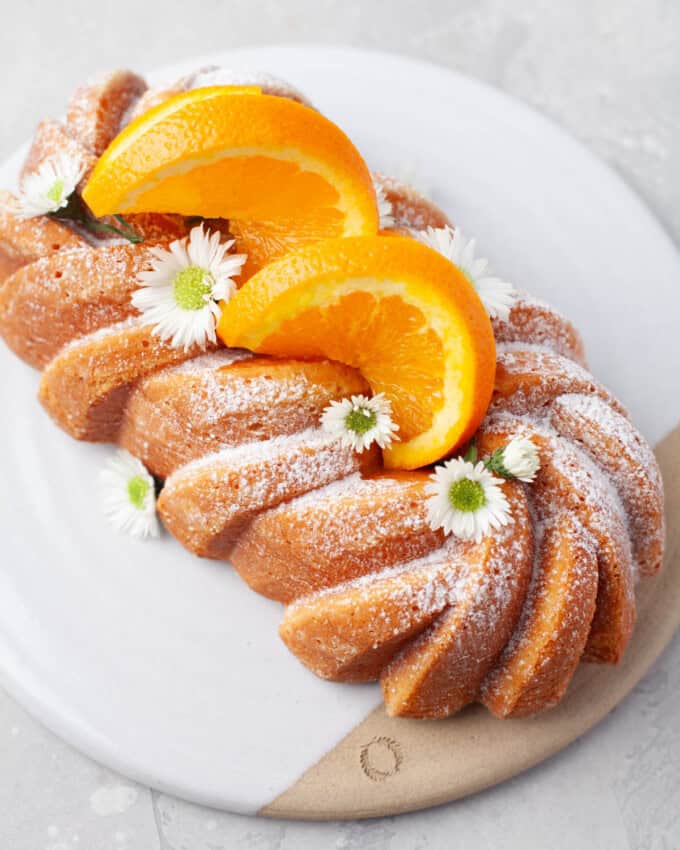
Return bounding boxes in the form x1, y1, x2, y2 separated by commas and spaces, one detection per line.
492, 293, 587, 366
372, 172, 452, 232
158, 431, 380, 560
492, 345, 627, 418
38, 322, 210, 441
231, 472, 445, 603
125, 67, 314, 125
20, 120, 97, 188
381, 484, 533, 717
120, 355, 369, 479
481, 513, 599, 718
280, 548, 464, 683
0, 67, 666, 721
0, 191, 88, 283
0, 245, 146, 368
550, 394, 665, 577
66, 70, 147, 156
478, 417, 637, 665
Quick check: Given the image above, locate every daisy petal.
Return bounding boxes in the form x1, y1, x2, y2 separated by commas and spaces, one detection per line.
133, 224, 247, 350
426, 457, 512, 541
100, 450, 159, 539
321, 392, 399, 453
414, 225, 517, 320
15, 152, 85, 220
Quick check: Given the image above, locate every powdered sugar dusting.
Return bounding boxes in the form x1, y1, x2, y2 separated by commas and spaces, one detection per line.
482, 408, 637, 666
159, 428, 370, 558
485, 414, 630, 541
58, 315, 143, 354
2, 64, 667, 720
288, 536, 462, 613
120, 355, 369, 478
481, 510, 599, 716
551, 393, 664, 575
123, 66, 313, 124
168, 348, 252, 374
185, 68, 312, 106
493, 344, 627, 418
381, 489, 534, 716
492, 289, 587, 365
372, 172, 451, 231
238, 473, 443, 601
285, 489, 532, 699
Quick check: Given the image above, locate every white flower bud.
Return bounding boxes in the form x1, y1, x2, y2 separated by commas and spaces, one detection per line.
501, 437, 540, 483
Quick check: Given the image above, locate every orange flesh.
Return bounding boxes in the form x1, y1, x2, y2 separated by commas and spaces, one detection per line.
130, 156, 344, 221
262, 292, 444, 439
82, 88, 379, 275
219, 236, 496, 469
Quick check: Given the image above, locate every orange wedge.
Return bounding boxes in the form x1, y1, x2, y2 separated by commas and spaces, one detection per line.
218, 236, 496, 469
82, 86, 379, 273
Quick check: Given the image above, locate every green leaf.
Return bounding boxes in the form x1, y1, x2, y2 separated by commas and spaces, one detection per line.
463, 438, 478, 463
50, 192, 143, 244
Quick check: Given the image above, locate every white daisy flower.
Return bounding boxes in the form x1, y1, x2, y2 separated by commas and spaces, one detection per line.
426, 458, 511, 543
321, 392, 399, 452
485, 437, 541, 483
100, 450, 160, 539
414, 226, 516, 321
132, 224, 247, 351
16, 152, 85, 219
373, 178, 395, 229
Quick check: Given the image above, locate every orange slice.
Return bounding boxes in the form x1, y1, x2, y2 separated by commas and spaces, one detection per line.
218, 236, 496, 470
82, 86, 378, 273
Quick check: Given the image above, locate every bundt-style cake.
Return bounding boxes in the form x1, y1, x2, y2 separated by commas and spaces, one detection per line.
0, 68, 665, 720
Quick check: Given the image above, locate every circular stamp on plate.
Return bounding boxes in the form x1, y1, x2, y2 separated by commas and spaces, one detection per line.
359, 736, 404, 782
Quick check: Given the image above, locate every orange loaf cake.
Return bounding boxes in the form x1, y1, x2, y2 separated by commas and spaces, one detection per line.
0, 67, 664, 719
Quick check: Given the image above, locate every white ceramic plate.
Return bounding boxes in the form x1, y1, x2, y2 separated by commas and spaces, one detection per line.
0, 46, 678, 816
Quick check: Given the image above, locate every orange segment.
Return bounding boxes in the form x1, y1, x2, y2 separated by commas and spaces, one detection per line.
227, 216, 342, 282
218, 236, 496, 470
82, 87, 378, 273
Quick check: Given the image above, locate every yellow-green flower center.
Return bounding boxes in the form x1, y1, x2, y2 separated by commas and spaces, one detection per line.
127, 475, 150, 510
345, 407, 376, 435
448, 478, 486, 512
173, 266, 213, 310
46, 179, 64, 205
